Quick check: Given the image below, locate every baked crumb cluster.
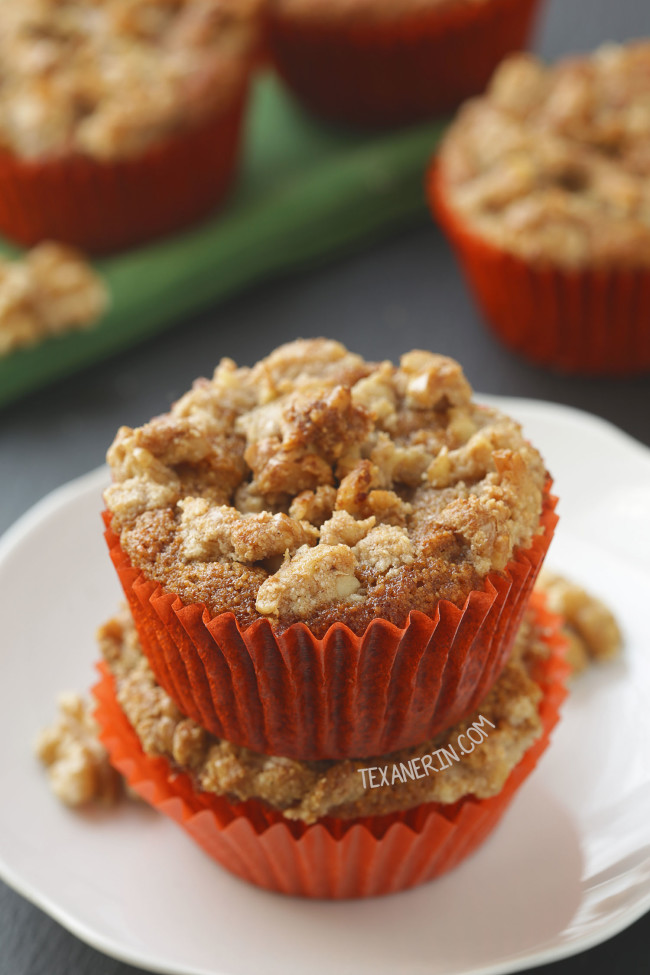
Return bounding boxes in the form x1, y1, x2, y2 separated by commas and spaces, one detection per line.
105, 339, 547, 634
439, 42, 650, 266
35, 692, 122, 806
537, 571, 622, 674
99, 604, 546, 822
0, 0, 259, 161
0, 243, 107, 357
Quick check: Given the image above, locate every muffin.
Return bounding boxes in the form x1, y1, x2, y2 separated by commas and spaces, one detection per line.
0, 0, 261, 253
103, 338, 557, 760
264, 0, 544, 128
93, 591, 569, 897
430, 42, 650, 375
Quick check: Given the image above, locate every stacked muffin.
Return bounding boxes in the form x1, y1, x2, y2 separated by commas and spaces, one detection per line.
95, 338, 567, 897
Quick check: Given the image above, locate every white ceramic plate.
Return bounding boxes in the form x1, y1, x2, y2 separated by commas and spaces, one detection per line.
1, 396, 650, 975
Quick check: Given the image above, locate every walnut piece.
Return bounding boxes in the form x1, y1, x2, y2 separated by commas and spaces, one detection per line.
288, 485, 337, 526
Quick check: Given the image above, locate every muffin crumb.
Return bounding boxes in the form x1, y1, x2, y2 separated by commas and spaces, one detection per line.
35, 693, 122, 807
255, 543, 361, 617
536, 571, 622, 674
0, 243, 107, 357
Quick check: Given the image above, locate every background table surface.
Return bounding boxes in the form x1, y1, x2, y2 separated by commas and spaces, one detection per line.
2, 0, 650, 972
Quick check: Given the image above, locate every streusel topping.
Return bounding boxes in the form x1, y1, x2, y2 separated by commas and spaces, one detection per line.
438, 42, 650, 267
0, 0, 260, 161
105, 339, 547, 635
0, 242, 107, 357
100, 604, 549, 822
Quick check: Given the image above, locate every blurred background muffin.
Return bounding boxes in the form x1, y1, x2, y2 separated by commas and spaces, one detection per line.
430, 41, 650, 374
264, 0, 545, 127
0, 0, 262, 253
0, 242, 107, 356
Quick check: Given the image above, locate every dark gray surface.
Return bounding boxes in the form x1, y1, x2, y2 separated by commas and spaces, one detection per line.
1, 0, 650, 972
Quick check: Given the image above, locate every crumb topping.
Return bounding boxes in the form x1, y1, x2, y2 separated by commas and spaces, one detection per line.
35, 692, 122, 806
105, 339, 547, 635
0, 0, 260, 162
256, 543, 361, 617
439, 43, 650, 267
0, 242, 107, 358
101, 604, 548, 822
536, 571, 622, 674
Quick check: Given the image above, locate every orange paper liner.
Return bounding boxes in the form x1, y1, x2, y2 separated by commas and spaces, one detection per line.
265, 0, 543, 128
429, 163, 650, 376
103, 485, 557, 761
0, 85, 249, 255
93, 591, 569, 899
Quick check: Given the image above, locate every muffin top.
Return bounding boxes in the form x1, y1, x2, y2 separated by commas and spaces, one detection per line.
100, 600, 550, 822
105, 339, 547, 636
0, 0, 260, 162
438, 42, 650, 267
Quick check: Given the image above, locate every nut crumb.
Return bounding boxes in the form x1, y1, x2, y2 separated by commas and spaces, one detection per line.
0, 243, 107, 358
536, 571, 622, 674
439, 43, 650, 267
35, 693, 121, 807
255, 543, 361, 617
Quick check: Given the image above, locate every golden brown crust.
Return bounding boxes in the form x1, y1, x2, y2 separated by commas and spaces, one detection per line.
0, 0, 260, 162
101, 605, 550, 823
105, 339, 548, 635
0, 243, 107, 357
438, 43, 650, 267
